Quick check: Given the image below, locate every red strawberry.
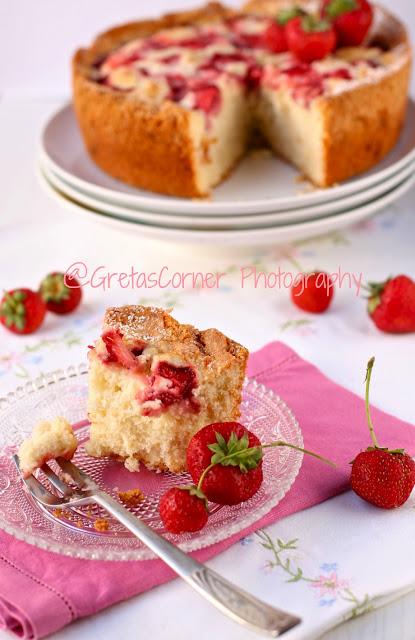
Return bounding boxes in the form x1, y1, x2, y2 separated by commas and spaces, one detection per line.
159, 486, 208, 533
39, 272, 82, 315
101, 330, 145, 370
0, 289, 46, 335
261, 21, 288, 53
187, 422, 264, 505
322, 0, 373, 47
187, 422, 335, 506
286, 16, 337, 63
351, 357, 415, 509
291, 271, 334, 313
367, 275, 415, 334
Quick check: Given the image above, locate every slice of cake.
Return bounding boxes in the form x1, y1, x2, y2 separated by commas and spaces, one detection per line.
86, 306, 248, 472
18, 417, 78, 478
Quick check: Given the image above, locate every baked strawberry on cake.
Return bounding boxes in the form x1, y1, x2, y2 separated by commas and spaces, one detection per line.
72, 1, 411, 197
86, 306, 248, 473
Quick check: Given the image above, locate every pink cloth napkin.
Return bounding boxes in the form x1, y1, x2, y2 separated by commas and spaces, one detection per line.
1, 341, 414, 639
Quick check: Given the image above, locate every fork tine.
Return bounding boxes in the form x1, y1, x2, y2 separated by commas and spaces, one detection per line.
40, 463, 74, 496
13, 455, 66, 506
55, 458, 97, 490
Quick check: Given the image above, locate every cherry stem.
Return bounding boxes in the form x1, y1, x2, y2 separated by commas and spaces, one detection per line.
365, 357, 379, 448
196, 439, 336, 491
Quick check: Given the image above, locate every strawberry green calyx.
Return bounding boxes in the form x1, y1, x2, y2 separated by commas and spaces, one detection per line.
366, 279, 389, 314
325, 0, 358, 18
178, 484, 209, 509
277, 6, 306, 25
208, 431, 263, 472
0, 290, 27, 330
39, 273, 71, 303
301, 15, 332, 32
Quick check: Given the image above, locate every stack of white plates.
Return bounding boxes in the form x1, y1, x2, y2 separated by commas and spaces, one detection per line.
39, 102, 415, 247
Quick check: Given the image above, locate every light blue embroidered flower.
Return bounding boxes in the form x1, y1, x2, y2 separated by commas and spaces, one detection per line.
319, 598, 336, 607
320, 563, 338, 573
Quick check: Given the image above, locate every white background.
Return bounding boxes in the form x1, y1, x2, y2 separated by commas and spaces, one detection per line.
0, 0, 414, 96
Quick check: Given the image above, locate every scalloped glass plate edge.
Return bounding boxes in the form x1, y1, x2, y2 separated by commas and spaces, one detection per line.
0, 365, 303, 561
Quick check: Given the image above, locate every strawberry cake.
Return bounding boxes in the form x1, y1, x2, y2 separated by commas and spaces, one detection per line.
86, 306, 248, 472
18, 417, 78, 478
72, 1, 411, 197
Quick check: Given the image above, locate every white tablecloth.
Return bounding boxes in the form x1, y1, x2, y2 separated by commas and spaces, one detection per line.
1, 91, 415, 640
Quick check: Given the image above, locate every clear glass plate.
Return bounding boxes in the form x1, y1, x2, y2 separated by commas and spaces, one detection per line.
0, 365, 303, 561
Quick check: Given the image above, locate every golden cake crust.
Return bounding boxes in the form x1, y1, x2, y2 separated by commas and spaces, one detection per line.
72, 3, 234, 198
104, 305, 248, 376
72, 2, 412, 194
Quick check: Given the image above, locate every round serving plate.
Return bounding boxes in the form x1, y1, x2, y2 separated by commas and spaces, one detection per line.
0, 367, 303, 561
41, 156, 415, 230
38, 165, 415, 248
39, 100, 415, 217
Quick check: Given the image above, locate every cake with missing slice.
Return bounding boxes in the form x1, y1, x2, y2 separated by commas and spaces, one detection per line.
86, 306, 248, 472
72, 1, 411, 197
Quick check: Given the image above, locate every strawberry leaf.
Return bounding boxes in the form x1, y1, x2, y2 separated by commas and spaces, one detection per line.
208, 430, 263, 473
277, 6, 305, 25
325, 0, 358, 18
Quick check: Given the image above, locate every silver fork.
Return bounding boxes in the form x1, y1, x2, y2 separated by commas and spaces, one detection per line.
13, 455, 301, 637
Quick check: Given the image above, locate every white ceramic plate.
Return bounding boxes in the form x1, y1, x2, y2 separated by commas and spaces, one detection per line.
42, 156, 415, 230
38, 166, 415, 247
40, 101, 415, 216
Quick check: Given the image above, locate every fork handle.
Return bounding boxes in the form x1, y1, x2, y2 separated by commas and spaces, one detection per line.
95, 492, 300, 637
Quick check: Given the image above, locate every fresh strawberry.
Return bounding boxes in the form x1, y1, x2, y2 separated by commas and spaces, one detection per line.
261, 21, 288, 53
101, 330, 145, 370
187, 422, 334, 506
0, 289, 46, 335
159, 486, 208, 533
187, 422, 264, 505
39, 272, 82, 315
160, 423, 334, 532
286, 15, 337, 63
291, 271, 334, 313
366, 275, 415, 334
322, 0, 373, 47
351, 358, 415, 509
